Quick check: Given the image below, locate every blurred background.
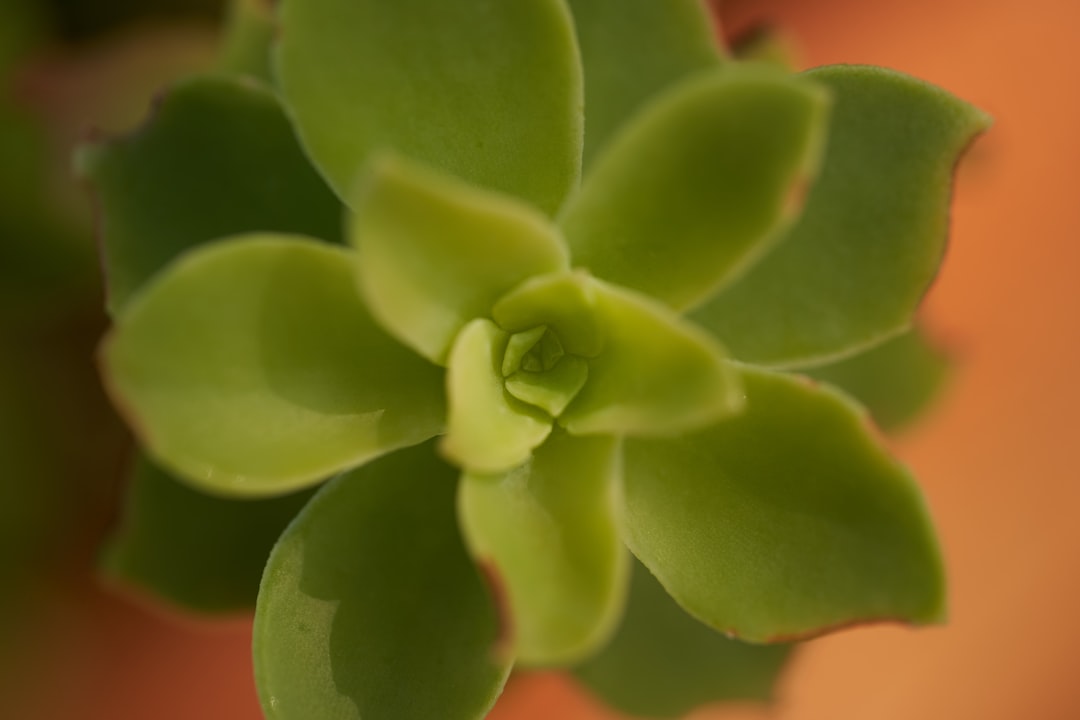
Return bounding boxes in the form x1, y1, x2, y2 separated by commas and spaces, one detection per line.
1, 0, 1076, 717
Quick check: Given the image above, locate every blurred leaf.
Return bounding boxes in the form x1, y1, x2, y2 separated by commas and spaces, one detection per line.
276, 0, 583, 215
560, 279, 742, 437
103, 453, 314, 612
621, 366, 945, 642
254, 441, 512, 720
102, 236, 445, 497
442, 319, 552, 474
560, 66, 828, 311
351, 155, 568, 364
78, 74, 343, 315
574, 559, 791, 718
565, 0, 722, 168
459, 430, 627, 665
730, 24, 799, 70
692, 65, 990, 367
217, 0, 275, 83
804, 326, 950, 432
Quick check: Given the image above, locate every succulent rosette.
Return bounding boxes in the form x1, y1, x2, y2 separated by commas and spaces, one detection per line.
80, 0, 988, 717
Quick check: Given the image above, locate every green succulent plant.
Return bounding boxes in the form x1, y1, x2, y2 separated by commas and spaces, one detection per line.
79, 0, 988, 717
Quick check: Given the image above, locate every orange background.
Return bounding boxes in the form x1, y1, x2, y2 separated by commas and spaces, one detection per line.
6, 0, 1079, 718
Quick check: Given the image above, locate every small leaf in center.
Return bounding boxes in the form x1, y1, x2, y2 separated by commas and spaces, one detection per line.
506, 356, 589, 418
502, 326, 547, 377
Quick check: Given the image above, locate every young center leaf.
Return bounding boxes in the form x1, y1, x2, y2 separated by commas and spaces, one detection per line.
254, 441, 512, 720
692, 65, 990, 367
458, 430, 628, 666
559, 279, 743, 437
77, 74, 343, 316
276, 0, 583, 215
101, 237, 445, 497
621, 367, 945, 642
442, 319, 552, 474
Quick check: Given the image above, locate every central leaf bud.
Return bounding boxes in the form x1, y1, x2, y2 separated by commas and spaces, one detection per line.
500, 325, 588, 418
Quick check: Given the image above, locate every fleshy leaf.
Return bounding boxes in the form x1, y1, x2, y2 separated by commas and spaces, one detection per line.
459, 430, 627, 665
566, 0, 723, 168
351, 155, 569, 364
692, 65, 990, 367
574, 559, 792, 718
102, 236, 445, 497
254, 441, 511, 720
276, 0, 583, 215
621, 367, 945, 642
493, 272, 603, 357
560, 279, 742, 437
76, 74, 342, 316
805, 326, 951, 432
442, 319, 552, 474
559, 65, 829, 312
102, 453, 314, 613
505, 356, 589, 418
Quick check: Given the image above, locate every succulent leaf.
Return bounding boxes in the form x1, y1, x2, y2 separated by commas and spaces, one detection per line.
560, 279, 743, 437
254, 441, 512, 720
459, 430, 627, 665
621, 366, 945, 642
505, 356, 590, 418
442, 319, 553, 474
574, 559, 792, 718
560, 64, 829, 312
805, 326, 951, 432
76, 75, 342, 317
692, 65, 991, 367
350, 155, 569, 365
493, 272, 604, 358
276, 0, 583, 215
566, 0, 724, 168
102, 453, 314, 613
102, 236, 445, 497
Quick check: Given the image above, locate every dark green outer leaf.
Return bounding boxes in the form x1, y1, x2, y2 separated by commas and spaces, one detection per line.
574, 560, 791, 718
621, 366, 945, 642
102, 453, 314, 613
254, 441, 512, 720
276, 0, 583, 216
77, 74, 343, 316
566, 0, 723, 169
692, 65, 990, 368
805, 326, 950, 432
